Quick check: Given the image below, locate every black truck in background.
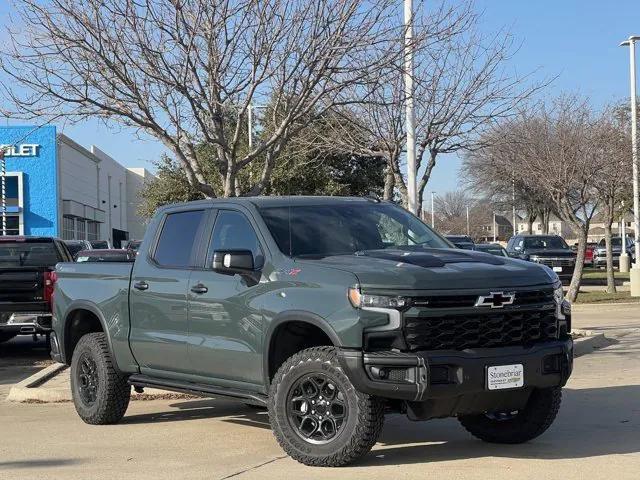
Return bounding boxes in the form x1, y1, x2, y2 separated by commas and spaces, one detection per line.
0, 236, 72, 343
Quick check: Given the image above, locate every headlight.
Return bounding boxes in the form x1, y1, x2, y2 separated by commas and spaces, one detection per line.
348, 287, 409, 309
554, 284, 565, 320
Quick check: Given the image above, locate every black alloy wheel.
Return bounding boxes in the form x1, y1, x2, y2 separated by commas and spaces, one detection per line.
77, 352, 99, 405
286, 373, 348, 444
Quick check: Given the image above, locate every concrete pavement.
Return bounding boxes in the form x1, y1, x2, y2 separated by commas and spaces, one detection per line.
0, 305, 638, 479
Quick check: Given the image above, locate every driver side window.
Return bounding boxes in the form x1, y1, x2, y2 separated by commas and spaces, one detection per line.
210, 210, 262, 259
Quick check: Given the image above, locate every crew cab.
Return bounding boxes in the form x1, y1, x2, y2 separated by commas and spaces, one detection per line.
51, 197, 573, 467
0, 236, 71, 343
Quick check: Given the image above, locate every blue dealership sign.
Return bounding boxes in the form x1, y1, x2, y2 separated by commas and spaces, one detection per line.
0, 125, 58, 236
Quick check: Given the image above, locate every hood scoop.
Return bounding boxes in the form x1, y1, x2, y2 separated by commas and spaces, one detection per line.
354, 248, 506, 268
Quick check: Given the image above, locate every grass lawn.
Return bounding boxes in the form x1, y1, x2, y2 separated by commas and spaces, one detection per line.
574, 290, 640, 304
581, 268, 630, 281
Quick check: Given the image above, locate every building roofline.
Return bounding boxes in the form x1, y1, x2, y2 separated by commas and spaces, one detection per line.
57, 133, 101, 164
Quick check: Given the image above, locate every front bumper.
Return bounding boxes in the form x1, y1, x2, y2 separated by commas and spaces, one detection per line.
0, 312, 52, 335
338, 337, 573, 404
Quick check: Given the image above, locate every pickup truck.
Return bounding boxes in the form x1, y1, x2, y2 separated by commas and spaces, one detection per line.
51, 197, 573, 467
0, 236, 72, 344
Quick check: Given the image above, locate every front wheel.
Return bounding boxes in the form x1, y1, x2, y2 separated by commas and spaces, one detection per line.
70, 333, 131, 425
268, 346, 384, 467
458, 387, 562, 444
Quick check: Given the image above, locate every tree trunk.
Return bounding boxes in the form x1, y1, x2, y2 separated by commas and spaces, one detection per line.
566, 228, 588, 303
604, 224, 616, 294
541, 209, 550, 234
527, 213, 536, 234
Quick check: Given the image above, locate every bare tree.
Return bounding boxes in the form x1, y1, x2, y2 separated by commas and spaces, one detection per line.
592, 105, 633, 293
475, 98, 602, 302
1, 0, 405, 197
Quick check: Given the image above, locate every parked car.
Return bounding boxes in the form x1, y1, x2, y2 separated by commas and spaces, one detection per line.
52, 197, 572, 467
0, 236, 72, 343
474, 243, 509, 257
64, 240, 93, 260
593, 237, 636, 268
123, 239, 142, 255
445, 235, 475, 250
506, 234, 576, 281
76, 249, 135, 263
89, 240, 112, 249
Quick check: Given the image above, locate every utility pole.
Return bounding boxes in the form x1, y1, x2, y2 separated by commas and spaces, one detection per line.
620, 201, 630, 272
621, 35, 640, 296
404, 0, 417, 214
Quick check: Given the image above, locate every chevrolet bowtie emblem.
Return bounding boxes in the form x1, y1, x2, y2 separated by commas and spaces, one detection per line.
475, 291, 515, 308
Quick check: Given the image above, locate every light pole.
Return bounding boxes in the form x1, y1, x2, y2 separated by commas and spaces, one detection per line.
493, 212, 497, 243
431, 191, 435, 228
620, 201, 630, 273
404, 0, 417, 215
466, 205, 470, 236
621, 35, 640, 296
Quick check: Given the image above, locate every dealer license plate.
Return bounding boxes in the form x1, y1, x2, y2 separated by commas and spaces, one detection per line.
487, 364, 524, 390
553, 266, 563, 272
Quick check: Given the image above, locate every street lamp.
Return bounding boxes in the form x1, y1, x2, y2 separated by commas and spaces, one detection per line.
404, 0, 417, 215
620, 35, 640, 296
431, 191, 435, 228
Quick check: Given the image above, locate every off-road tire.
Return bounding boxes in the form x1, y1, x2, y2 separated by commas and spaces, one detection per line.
70, 333, 131, 425
458, 387, 562, 444
268, 346, 384, 467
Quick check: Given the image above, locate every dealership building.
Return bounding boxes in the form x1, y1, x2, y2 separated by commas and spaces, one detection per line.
0, 125, 154, 247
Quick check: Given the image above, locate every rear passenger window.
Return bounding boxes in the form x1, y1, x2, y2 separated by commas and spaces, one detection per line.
154, 210, 206, 267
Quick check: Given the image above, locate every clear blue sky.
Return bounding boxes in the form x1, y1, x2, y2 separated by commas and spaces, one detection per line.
1, 1, 639, 199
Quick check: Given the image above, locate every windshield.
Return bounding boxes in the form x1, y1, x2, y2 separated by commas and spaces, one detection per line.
523, 236, 568, 250
259, 203, 451, 258
65, 242, 86, 257
0, 241, 62, 267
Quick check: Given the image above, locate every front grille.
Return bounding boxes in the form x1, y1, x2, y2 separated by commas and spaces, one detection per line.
537, 258, 574, 267
404, 309, 558, 351
412, 289, 554, 309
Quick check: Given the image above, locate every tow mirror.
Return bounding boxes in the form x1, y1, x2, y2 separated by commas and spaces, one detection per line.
212, 250, 255, 275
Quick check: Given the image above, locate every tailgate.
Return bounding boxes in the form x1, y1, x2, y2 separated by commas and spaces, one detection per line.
0, 267, 49, 323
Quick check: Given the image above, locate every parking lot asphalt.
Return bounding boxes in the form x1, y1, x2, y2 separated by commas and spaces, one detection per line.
0, 307, 638, 480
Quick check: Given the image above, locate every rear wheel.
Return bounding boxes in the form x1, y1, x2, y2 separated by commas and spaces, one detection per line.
70, 333, 131, 425
268, 346, 384, 467
458, 387, 562, 444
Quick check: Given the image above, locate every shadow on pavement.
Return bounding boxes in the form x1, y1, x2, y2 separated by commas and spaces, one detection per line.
359, 384, 640, 466
0, 458, 84, 470
120, 398, 271, 430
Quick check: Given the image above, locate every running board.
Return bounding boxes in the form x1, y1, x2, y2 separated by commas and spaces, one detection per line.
127, 374, 267, 406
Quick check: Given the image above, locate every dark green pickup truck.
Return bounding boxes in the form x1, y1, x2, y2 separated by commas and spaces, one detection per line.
51, 196, 572, 466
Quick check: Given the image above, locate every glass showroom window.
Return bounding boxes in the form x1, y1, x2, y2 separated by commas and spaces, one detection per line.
76, 219, 86, 240
87, 221, 99, 241
63, 216, 75, 240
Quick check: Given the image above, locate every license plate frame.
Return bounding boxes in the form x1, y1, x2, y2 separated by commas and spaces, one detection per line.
486, 364, 524, 390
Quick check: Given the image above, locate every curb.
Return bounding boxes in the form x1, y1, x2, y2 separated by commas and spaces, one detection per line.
572, 330, 611, 357
6, 363, 196, 403
6, 363, 69, 402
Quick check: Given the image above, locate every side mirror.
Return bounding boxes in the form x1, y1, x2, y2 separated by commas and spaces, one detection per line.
212, 250, 255, 276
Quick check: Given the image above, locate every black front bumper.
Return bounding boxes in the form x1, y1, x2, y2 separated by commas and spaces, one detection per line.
338, 338, 573, 404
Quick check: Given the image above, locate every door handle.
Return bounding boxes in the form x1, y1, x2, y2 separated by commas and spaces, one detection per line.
133, 281, 149, 291
190, 284, 208, 294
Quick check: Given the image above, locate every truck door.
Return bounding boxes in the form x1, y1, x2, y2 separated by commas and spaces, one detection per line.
129, 207, 210, 376
187, 208, 265, 387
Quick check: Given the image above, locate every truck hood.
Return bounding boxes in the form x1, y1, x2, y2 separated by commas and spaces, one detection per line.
300, 248, 553, 291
